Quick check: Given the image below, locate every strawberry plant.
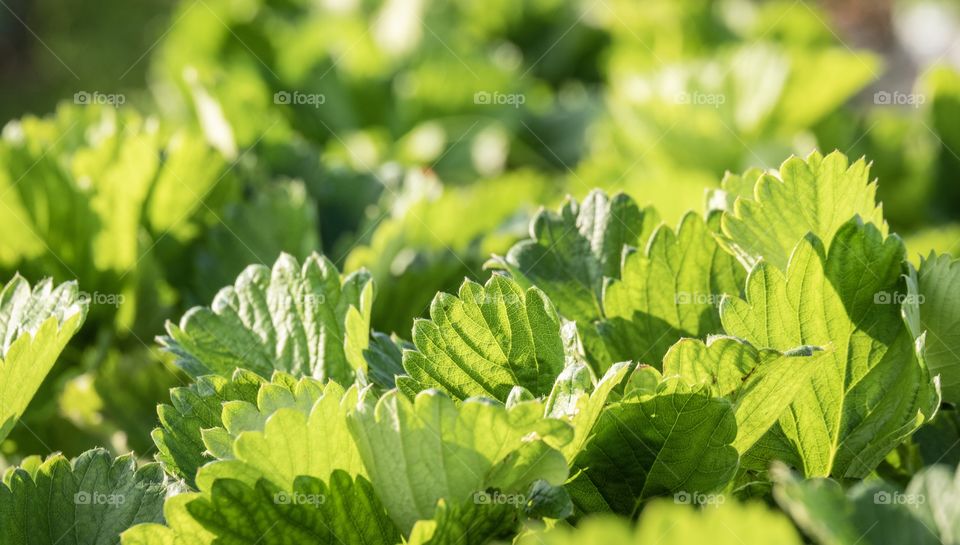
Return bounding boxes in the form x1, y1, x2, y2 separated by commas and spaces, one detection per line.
3, 1, 960, 543
2, 149, 958, 544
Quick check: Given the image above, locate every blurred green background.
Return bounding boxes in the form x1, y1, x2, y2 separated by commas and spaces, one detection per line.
0, 0, 958, 463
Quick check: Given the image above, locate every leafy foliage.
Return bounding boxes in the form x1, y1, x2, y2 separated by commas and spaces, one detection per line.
182, 473, 399, 545
7, 0, 960, 540
363, 332, 410, 390
0, 275, 87, 441
0, 105, 230, 332
568, 380, 739, 514
543, 360, 632, 461
662, 336, 829, 454
348, 390, 571, 533
152, 370, 263, 487
910, 253, 960, 403
598, 211, 745, 367
489, 190, 659, 325
721, 220, 938, 478
160, 253, 373, 383
907, 464, 960, 543
0, 449, 168, 545
401, 275, 566, 401
494, 192, 745, 369
4, 145, 957, 544
195, 378, 365, 492
772, 462, 957, 545
913, 408, 960, 468
720, 151, 886, 270
107, 146, 960, 543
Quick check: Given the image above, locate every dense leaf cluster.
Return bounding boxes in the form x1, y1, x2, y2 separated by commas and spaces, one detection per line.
2, 151, 958, 544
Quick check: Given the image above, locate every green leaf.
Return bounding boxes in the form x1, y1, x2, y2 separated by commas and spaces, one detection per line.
401, 276, 566, 401
0, 448, 168, 545
121, 494, 212, 545
598, 212, 745, 367
772, 463, 940, 545
347, 390, 572, 533
569, 381, 739, 515
625, 365, 662, 395
662, 336, 828, 454
517, 499, 803, 545
407, 498, 521, 545
909, 253, 960, 404
128, 381, 378, 545
706, 168, 765, 213
187, 473, 398, 545
195, 378, 366, 491
0, 275, 87, 441
123, 472, 399, 545
906, 464, 960, 543
661, 336, 759, 396
722, 220, 938, 478
160, 252, 374, 384
913, 409, 960, 468
489, 190, 659, 325
363, 331, 410, 389
523, 479, 574, 520
544, 361, 632, 461
720, 150, 886, 270
153, 370, 264, 487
